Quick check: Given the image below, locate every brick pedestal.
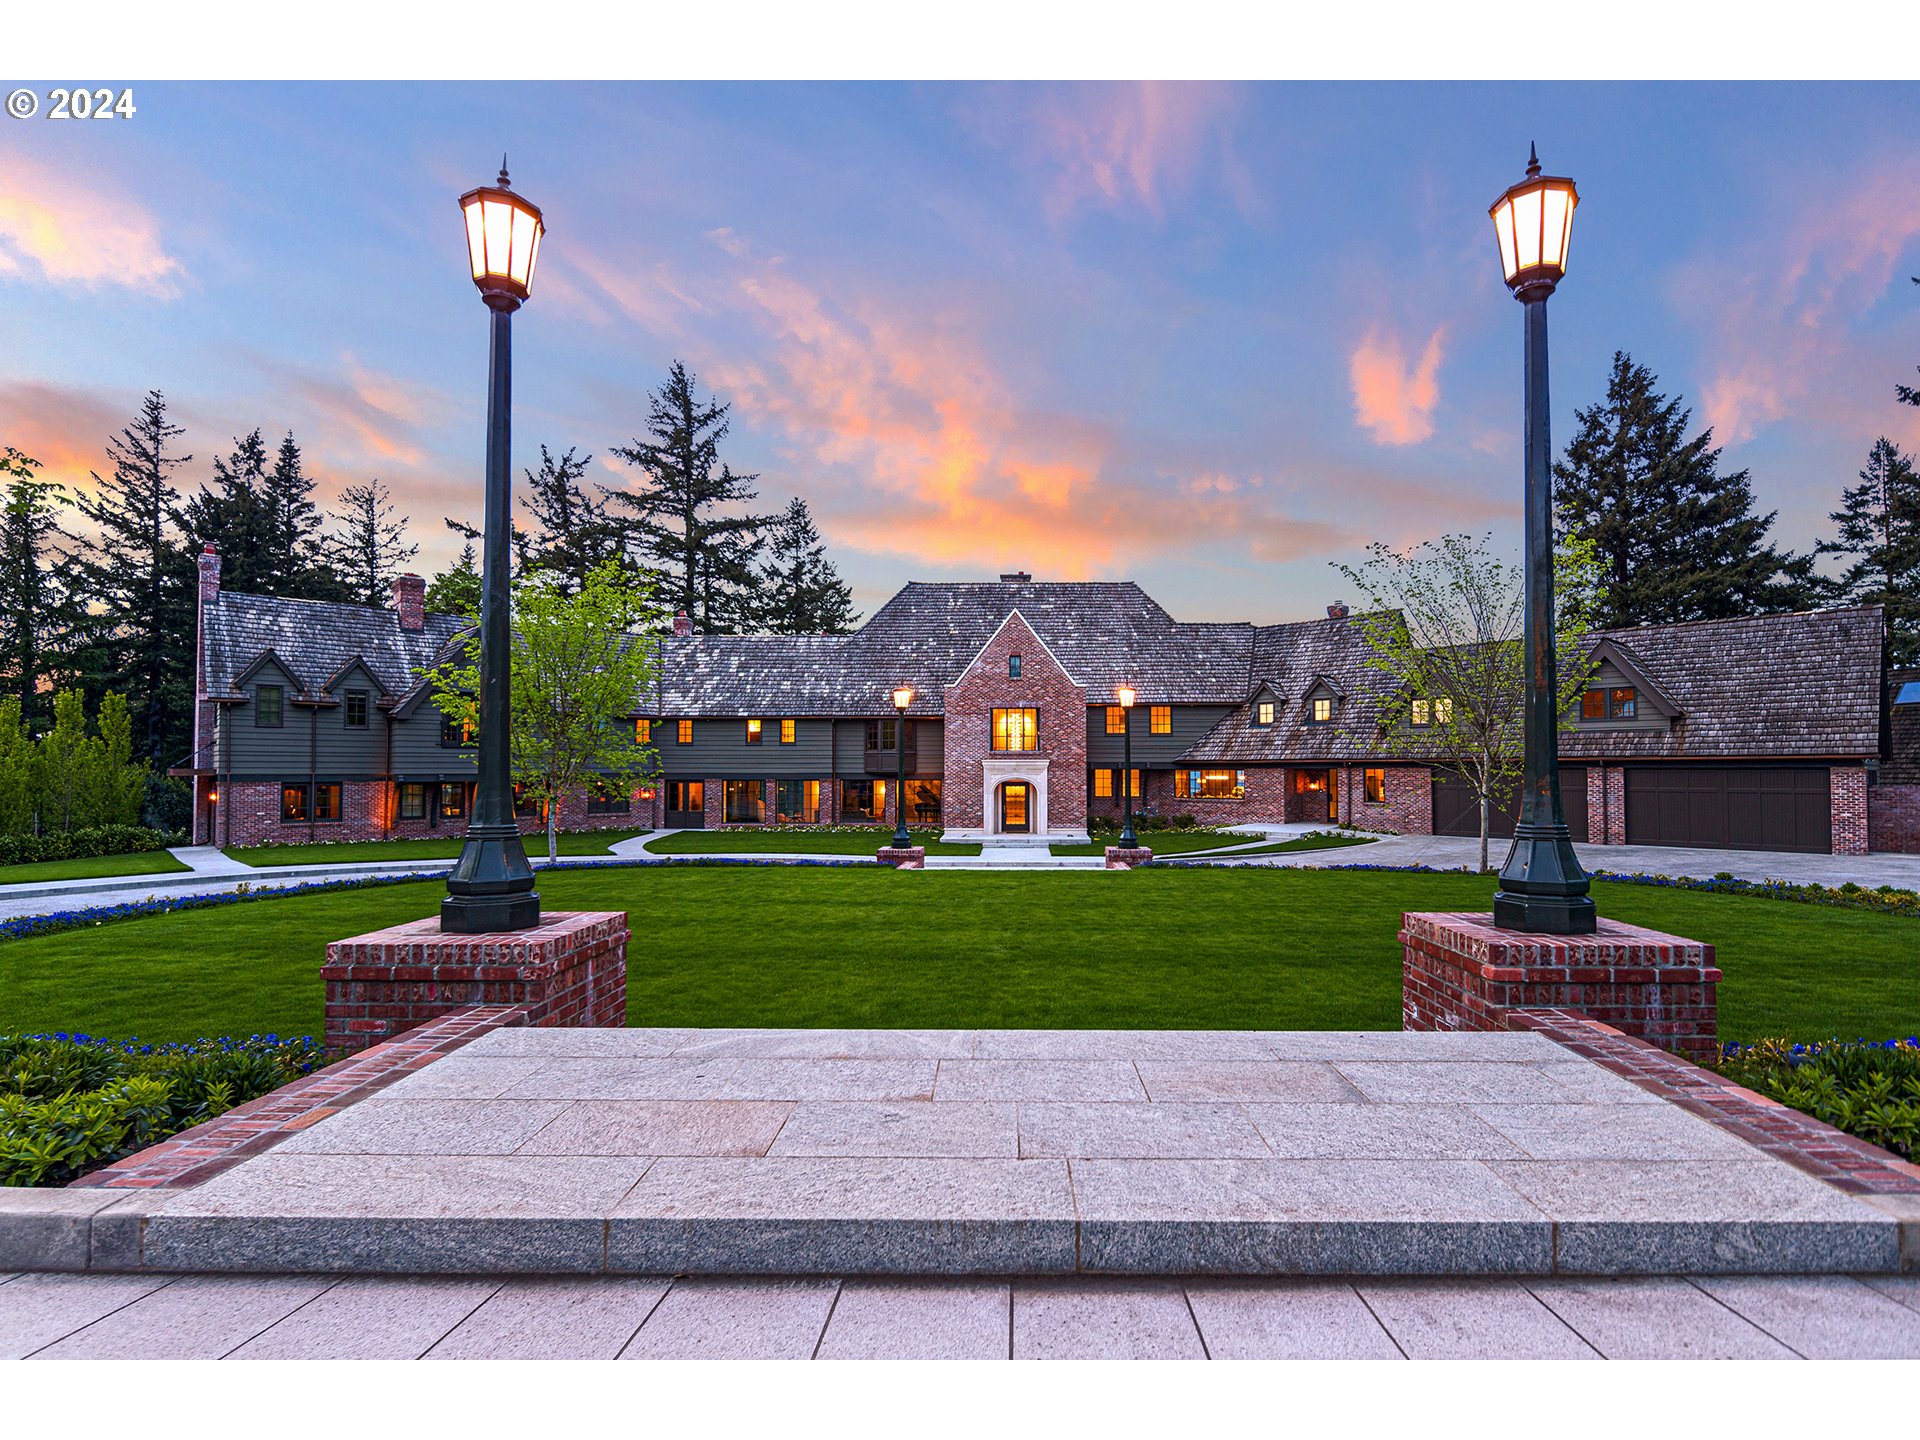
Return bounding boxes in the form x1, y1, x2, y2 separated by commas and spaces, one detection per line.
1104, 846, 1155, 869
876, 846, 925, 869
322, 911, 629, 1053
1401, 911, 1719, 1063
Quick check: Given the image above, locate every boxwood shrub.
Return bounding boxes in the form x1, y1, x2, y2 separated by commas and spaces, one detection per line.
0, 825, 181, 867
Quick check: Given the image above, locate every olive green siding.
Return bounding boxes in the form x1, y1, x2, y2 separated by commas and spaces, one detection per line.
657, 717, 834, 778
1569, 659, 1672, 735
1086, 704, 1234, 766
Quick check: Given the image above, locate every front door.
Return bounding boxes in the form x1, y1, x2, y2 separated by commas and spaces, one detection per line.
1292, 769, 1331, 824
1000, 782, 1030, 834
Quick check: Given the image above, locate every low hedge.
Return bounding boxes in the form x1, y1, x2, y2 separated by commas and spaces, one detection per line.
0, 1032, 329, 1186
0, 825, 181, 867
1717, 1037, 1920, 1162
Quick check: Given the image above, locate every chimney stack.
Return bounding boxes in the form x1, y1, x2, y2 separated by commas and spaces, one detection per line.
392, 573, 426, 630
198, 544, 222, 606
1327, 602, 1350, 620
672, 609, 692, 638
999, 571, 1032, 583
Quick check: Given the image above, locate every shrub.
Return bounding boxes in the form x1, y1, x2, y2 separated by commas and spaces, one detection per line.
0, 824, 181, 868
0, 1032, 330, 1186
1717, 1037, 1920, 1162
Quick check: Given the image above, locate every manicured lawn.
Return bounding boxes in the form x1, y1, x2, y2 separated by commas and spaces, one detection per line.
3, 867, 1911, 1046
225, 830, 652, 867
1050, 832, 1377, 858
1169, 833, 1379, 858
0, 851, 190, 885
643, 829, 980, 857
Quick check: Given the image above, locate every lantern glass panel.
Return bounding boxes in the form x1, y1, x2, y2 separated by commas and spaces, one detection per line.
1545, 185, 1573, 269
482, 196, 514, 280
1493, 200, 1519, 281
463, 201, 487, 279
1513, 186, 1543, 271
509, 205, 539, 286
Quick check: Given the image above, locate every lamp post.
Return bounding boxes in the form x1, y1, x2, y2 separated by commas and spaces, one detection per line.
890, 686, 914, 849
1115, 684, 1138, 848
1488, 145, 1596, 936
442, 161, 545, 935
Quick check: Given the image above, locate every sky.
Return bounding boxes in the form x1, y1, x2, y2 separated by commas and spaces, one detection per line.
1, 80, 1917, 625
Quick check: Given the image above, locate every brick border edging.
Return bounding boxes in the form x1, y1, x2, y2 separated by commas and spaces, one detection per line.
1510, 1008, 1920, 1198
67, 1006, 531, 1192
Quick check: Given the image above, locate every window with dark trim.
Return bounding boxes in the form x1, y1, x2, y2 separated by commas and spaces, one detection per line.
440, 783, 469, 819
313, 782, 342, 822
1308, 697, 1333, 725
587, 787, 632, 815
1104, 706, 1126, 735
840, 778, 886, 822
1255, 700, 1275, 727
1609, 686, 1637, 719
666, 779, 703, 814
256, 685, 283, 728
774, 779, 820, 823
1008, 654, 1023, 678
1174, 769, 1245, 799
279, 781, 308, 821
344, 690, 369, 728
514, 783, 544, 819
1411, 699, 1431, 727
745, 718, 764, 744
441, 713, 475, 748
991, 707, 1038, 751
398, 783, 426, 820
1581, 689, 1605, 721
1364, 767, 1386, 804
1093, 767, 1113, 797
677, 719, 693, 744
779, 719, 796, 744
634, 718, 653, 744
1149, 705, 1171, 735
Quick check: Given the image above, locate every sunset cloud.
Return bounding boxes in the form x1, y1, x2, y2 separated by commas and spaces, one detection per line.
1349, 326, 1445, 446
251, 353, 452, 473
0, 152, 182, 297
0, 378, 128, 493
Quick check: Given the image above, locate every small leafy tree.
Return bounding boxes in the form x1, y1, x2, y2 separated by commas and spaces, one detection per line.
1337, 532, 1605, 874
421, 561, 665, 860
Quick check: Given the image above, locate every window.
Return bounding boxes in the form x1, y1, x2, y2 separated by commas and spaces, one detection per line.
724, 779, 765, 823
634, 718, 653, 744
745, 718, 764, 745
1008, 654, 1023, 678
313, 782, 342, 822
440, 783, 469, 819
991, 707, 1037, 752
905, 779, 941, 825
779, 719, 796, 744
1435, 697, 1453, 724
1175, 769, 1245, 799
1105, 706, 1126, 734
1150, 705, 1171, 735
514, 784, 545, 819
1609, 686, 1638, 719
587, 787, 632, 815
441, 714, 475, 748
1121, 768, 1139, 799
1093, 768, 1113, 797
256, 685, 283, 728
279, 782, 308, 821
1255, 701, 1275, 727
345, 690, 369, 728
1364, 767, 1386, 804
677, 719, 693, 744
666, 780, 703, 815
841, 778, 886, 822
1309, 697, 1333, 725
774, 779, 820, 823
1411, 699, 1431, 727
398, 783, 426, 820
1581, 689, 1605, 720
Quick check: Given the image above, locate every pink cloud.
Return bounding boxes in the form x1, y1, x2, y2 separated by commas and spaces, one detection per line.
0, 151, 182, 296
1349, 326, 1446, 446
0, 378, 128, 494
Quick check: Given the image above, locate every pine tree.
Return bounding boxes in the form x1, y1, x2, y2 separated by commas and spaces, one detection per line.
426, 534, 481, 617
608, 362, 770, 633
71, 390, 196, 763
1554, 352, 1820, 627
328, 476, 419, 607
183, 430, 276, 592
266, 433, 348, 599
0, 448, 79, 728
1819, 437, 1920, 666
519, 445, 622, 593
756, 497, 860, 634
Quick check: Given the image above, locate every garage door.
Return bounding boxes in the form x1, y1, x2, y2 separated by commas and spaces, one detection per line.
1625, 766, 1830, 854
1431, 766, 1588, 843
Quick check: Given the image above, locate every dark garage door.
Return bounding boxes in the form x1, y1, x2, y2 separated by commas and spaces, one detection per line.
1625, 766, 1830, 854
1432, 766, 1588, 843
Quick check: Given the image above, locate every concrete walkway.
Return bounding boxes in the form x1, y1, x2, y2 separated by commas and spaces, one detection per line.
5, 1270, 1915, 1359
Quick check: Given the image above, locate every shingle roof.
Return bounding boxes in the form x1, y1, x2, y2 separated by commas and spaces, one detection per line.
202, 591, 466, 700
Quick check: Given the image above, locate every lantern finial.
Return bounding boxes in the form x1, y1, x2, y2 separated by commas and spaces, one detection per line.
499, 154, 511, 189
1526, 143, 1540, 179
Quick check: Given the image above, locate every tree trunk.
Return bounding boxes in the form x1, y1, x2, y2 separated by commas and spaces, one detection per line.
547, 802, 558, 863
1478, 793, 1490, 874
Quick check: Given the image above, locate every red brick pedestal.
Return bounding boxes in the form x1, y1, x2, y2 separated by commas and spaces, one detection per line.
1401, 911, 1720, 1064
876, 846, 926, 869
322, 911, 630, 1053
1104, 846, 1155, 869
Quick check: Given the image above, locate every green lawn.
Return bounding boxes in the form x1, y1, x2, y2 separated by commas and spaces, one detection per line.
1168, 833, 1380, 858
225, 830, 652, 867
3, 868, 1911, 1046
1050, 831, 1377, 858
0, 851, 191, 885
643, 829, 980, 857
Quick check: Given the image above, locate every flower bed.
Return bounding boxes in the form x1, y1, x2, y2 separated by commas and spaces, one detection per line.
1717, 1037, 1920, 1161
1, 1031, 331, 1186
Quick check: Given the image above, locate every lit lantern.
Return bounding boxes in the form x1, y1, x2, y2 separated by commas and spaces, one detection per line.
1489, 145, 1577, 295
1116, 684, 1136, 709
892, 685, 914, 712
459, 160, 545, 306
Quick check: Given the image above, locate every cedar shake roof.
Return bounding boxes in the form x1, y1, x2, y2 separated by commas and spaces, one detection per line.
201, 590, 467, 701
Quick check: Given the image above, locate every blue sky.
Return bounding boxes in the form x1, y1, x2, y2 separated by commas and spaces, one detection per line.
1, 80, 1916, 622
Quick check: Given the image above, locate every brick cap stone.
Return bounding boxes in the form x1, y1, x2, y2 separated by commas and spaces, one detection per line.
876, 846, 926, 870
1104, 845, 1155, 869
1401, 911, 1719, 979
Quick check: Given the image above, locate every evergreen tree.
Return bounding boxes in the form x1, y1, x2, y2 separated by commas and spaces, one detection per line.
608, 362, 770, 633
0, 448, 79, 727
72, 390, 196, 764
426, 534, 482, 617
183, 429, 276, 592
1554, 352, 1820, 627
518, 445, 622, 593
266, 432, 349, 599
1819, 437, 1920, 666
328, 476, 419, 607
0, 697, 32, 834
756, 497, 860, 634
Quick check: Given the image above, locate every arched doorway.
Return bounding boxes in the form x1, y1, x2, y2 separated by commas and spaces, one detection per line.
998, 781, 1032, 834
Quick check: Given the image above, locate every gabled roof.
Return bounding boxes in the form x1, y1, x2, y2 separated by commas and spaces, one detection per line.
1583, 636, 1681, 717
952, 609, 1081, 688
202, 590, 468, 704
321, 654, 394, 697
228, 647, 304, 696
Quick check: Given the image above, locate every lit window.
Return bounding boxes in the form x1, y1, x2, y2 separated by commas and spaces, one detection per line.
441, 714, 475, 747
1009, 654, 1023, 678
1411, 699, 1430, 727
677, 719, 693, 744
1435, 698, 1453, 724
345, 690, 369, 728
1150, 705, 1171, 735
1256, 701, 1275, 727
1094, 768, 1114, 797
313, 782, 342, 822
1581, 689, 1605, 720
1105, 706, 1126, 735
255, 685, 283, 728
745, 718, 763, 744
1364, 767, 1386, 804
780, 718, 796, 744
440, 783, 469, 819
1310, 697, 1332, 724
1124, 768, 1140, 799
279, 782, 308, 821
634, 718, 653, 744
398, 783, 426, 820
992, 707, 1038, 752
1609, 687, 1637, 719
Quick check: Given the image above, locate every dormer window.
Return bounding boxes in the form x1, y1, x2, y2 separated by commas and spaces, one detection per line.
1411, 699, 1430, 727
1309, 697, 1333, 725
255, 684, 283, 728
345, 690, 369, 728
1610, 687, 1637, 719
1008, 654, 1023, 678
745, 718, 764, 744
1255, 700, 1275, 727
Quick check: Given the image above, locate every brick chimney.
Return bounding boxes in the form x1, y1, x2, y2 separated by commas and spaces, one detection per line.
672, 609, 692, 638
392, 573, 426, 630
999, 571, 1032, 583
198, 544, 221, 606
1327, 602, 1350, 620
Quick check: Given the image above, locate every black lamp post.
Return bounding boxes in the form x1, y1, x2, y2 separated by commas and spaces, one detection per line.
442, 162, 545, 935
1115, 685, 1138, 848
1488, 145, 1596, 936
890, 686, 913, 848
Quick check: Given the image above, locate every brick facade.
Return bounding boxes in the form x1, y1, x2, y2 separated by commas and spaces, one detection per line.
1830, 765, 1869, 856
201, 779, 646, 848
321, 910, 629, 1052
1401, 911, 1721, 1064
942, 612, 1087, 834
1869, 782, 1920, 854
